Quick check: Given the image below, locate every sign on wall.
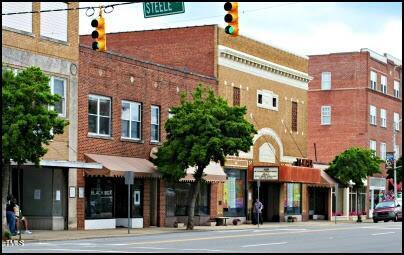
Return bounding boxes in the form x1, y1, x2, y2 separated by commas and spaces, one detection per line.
253, 167, 278, 181
369, 177, 386, 190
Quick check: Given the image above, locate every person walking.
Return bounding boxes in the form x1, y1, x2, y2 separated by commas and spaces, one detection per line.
253, 198, 264, 225
6, 196, 17, 236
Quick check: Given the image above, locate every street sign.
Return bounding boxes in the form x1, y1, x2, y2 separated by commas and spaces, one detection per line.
386, 152, 395, 167
143, 2, 185, 18
124, 171, 134, 185
369, 177, 386, 190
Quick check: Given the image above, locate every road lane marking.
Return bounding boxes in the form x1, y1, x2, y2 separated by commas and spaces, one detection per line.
5, 248, 134, 253
242, 242, 288, 247
218, 229, 252, 233
361, 227, 402, 230
182, 248, 225, 252
253, 228, 307, 232
371, 232, 395, 236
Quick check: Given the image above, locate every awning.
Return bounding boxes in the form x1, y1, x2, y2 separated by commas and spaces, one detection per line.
84, 154, 161, 178
308, 170, 337, 188
180, 161, 227, 183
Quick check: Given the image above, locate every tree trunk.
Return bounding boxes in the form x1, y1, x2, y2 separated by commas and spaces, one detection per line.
356, 188, 362, 222
186, 166, 204, 230
2, 163, 10, 235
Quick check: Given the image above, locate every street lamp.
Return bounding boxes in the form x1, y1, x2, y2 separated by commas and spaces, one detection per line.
393, 118, 402, 200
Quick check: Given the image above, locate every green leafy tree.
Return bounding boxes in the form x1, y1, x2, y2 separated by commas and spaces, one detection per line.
153, 85, 256, 230
2, 66, 68, 235
387, 155, 402, 184
326, 147, 383, 222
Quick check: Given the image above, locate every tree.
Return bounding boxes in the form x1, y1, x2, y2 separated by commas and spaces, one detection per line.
153, 85, 256, 230
2, 66, 68, 236
387, 155, 402, 184
326, 147, 383, 222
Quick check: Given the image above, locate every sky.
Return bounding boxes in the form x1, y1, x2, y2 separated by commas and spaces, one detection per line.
79, 2, 402, 58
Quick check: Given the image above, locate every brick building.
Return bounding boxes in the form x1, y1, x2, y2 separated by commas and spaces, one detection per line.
2, 2, 100, 230
76, 45, 223, 229
81, 25, 334, 224
308, 49, 402, 219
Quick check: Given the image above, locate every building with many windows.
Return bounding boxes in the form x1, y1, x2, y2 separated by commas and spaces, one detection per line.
308, 49, 402, 219
2, 2, 104, 230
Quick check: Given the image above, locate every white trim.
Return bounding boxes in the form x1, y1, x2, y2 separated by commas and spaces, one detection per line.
10, 160, 103, 169
218, 45, 311, 91
253, 128, 284, 160
116, 218, 143, 228
85, 219, 116, 230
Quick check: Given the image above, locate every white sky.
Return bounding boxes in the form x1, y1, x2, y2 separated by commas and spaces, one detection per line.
79, 2, 402, 58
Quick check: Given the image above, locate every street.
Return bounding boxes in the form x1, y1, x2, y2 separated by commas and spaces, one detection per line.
3, 222, 402, 253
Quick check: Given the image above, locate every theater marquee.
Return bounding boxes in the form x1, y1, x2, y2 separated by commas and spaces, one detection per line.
253, 166, 278, 181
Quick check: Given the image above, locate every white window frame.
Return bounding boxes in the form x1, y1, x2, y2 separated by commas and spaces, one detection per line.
88, 95, 111, 137
121, 100, 142, 140
369, 105, 377, 126
321, 72, 331, 90
369, 140, 377, 155
380, 75, 387, 94
394, 112, 400, 131
321, 105, 331, 125
380, 142, 386, 160
40, 2, 68, 42
380, 109, 387, 128
394, 80, 400, 98
370, 71, 377, 90
49, 76, 66, 118
2, 2, 33, 33
151, 105, 160, 142
257, 89, 279, 111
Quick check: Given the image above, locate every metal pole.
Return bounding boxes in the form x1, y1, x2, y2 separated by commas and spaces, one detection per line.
128, 183, 130, 234
335, 183, 338, 224
393, 123, 397, 200
257, 180, 260, 228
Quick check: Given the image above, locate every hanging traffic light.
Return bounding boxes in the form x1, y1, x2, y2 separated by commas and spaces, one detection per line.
91, 8, 106, 52
224, 2, 238, 36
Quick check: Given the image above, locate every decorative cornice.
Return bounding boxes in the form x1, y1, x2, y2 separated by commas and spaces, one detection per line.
218, 45, 312, 85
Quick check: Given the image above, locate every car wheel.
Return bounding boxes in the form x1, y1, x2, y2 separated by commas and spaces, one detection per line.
373, 219, 378, 223
394, 214, 398, 222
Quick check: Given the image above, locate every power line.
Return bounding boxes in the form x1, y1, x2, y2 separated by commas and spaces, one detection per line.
2, 2, 136, 16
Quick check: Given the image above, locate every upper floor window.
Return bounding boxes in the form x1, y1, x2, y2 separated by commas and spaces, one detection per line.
121, 101, 141, 140
394, 80, 400, 98
369, 105, 377, 125
40, 2, 68, 42
321, 72, 331, 90
49, 76, 66, 117
292, 101, 298, 131
380, 109, 386, 128
370, 71, 377, 90
321, 106, 331, 125
380, 75, 387, 94
257, 90, 278, 111
233, 87, 240, 106
380, 142, 386, 160
394, 112, 400, 131
151, 105, 160, 142
88, 95, 111, 136
369, 140, 377, 155
2, 2, 32, 33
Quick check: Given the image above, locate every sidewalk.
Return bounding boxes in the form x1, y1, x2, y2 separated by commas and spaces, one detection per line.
11, 220, 373, 243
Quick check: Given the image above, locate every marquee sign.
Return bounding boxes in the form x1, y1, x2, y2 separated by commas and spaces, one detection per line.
253, 166, 278, 181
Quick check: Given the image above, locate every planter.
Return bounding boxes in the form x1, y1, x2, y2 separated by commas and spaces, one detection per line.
210, 221, 216, 227
232, 219, 242, 226
174, 222, 185, 228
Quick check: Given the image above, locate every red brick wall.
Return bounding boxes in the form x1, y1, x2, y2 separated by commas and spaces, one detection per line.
307, 51, 402, 165
143, 179, 150, 227
209, 183, 218, 219
80, 25, 217, 77
76, 46, 217, 229
158, 180, 166, 227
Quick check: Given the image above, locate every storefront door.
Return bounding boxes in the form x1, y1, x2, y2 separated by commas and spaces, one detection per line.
254, 182, 280, 222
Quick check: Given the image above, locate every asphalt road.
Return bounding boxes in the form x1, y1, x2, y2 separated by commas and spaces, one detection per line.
3, 222, 402, 253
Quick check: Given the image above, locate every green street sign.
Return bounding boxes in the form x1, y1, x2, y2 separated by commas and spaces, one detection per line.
143, 2, 185, 18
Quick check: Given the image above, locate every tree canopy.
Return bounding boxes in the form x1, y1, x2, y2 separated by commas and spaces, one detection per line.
153, 85, 257, 229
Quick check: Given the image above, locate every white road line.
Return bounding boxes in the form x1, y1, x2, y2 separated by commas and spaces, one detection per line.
242, 242, 288, 248
181, 248, 224, 252
253, 228, 307, 233
361, 227, 402, 230
218, 229, 252, 233
6, 248, 134, 253
371, 232, 395, 236
106, 243, 131, 246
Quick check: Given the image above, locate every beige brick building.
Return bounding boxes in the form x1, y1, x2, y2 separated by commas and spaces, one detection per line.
2, 2, 99, 230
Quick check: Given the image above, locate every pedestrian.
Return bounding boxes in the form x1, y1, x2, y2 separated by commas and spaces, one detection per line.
6, 196, 17, 236
13, 198, 32, 234
253, 198, 264, 225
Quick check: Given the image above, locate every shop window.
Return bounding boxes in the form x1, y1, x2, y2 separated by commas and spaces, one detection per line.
349, 187, 366, 216
151, 105, 160, 142
233, 87, 240, 106
121, 101, 142, 140
88, 95, 111, 136
114, 178, 143, 218
223, 169, 246, 217
165, 182, 210, 216
85, 177, 113, 219
284, 183, 301, 215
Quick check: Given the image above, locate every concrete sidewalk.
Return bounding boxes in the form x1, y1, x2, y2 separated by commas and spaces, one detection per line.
11, 219, 373, 243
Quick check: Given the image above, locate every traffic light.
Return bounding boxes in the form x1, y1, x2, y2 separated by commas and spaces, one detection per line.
224, 2, 238, 36
91, 11, 106, 52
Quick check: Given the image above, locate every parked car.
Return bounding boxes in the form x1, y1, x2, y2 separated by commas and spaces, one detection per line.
373, 200, 402, 223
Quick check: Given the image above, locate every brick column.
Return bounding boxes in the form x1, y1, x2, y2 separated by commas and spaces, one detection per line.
158, 179, 166, 227
143, 179, 150, 227
302, 184, 309, 221
76, 169, 85, 230
328, 188, 332, 221
279, 183, 285, 222
210, 182, 218, 219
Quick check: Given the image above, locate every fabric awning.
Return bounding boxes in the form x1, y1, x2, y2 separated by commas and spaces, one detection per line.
308, 170, 337, 188
180, 161, 227, 183
84, 154, 161, 178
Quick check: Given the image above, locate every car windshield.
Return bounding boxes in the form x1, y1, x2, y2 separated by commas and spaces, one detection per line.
375, 201, 395, 209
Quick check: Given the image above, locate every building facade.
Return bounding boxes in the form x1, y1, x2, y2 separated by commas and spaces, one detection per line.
81, 25, 333, 224
2, 2, 102, 230
308, 49, 402, 218
76, 45, 223, 230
